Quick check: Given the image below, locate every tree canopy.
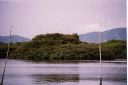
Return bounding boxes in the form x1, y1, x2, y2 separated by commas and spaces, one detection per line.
0, 33, 126, 60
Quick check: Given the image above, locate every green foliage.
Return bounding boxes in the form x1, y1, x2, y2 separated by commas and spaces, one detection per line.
0, 42, 15, 58
101, 40, 126, 59
0, 34, 126, 60
32, 33, 80, 46
0, 42, 8, 58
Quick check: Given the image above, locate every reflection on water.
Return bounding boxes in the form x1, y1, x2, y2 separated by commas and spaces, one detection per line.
32, 74, 79, 83
0, 59, 127, 85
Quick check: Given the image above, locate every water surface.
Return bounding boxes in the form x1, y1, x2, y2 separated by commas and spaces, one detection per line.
0, 60, 127, 85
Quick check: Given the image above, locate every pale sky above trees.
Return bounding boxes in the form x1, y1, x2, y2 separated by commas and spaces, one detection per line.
0, 0, 126, 38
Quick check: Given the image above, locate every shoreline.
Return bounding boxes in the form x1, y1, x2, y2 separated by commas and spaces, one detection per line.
0, 59, 127, 63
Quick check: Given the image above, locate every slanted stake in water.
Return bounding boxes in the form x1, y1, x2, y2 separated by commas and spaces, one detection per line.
0, 25, 12, 85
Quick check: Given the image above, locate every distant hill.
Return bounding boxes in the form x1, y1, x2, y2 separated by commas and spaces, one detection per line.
79, 28, 126, 43
0, 35, 31, 43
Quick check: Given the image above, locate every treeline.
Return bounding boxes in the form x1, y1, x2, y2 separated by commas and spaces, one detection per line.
0, 33, 126, 60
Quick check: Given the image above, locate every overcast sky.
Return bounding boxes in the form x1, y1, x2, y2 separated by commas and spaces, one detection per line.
0, 0, 126, 38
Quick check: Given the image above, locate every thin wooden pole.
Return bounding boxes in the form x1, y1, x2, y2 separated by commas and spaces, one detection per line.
99, 30, 102, 85
0, 26, 12, 85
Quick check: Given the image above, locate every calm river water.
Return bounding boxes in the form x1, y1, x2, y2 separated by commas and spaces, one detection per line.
0, 60, 127, 85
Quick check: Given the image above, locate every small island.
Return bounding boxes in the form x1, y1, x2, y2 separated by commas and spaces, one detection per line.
0, 33, 126, 60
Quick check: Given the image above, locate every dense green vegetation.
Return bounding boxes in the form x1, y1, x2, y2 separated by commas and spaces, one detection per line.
0, 33, 126, 60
